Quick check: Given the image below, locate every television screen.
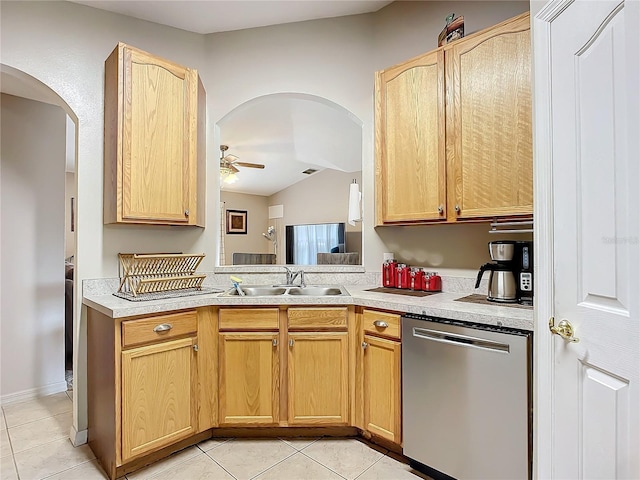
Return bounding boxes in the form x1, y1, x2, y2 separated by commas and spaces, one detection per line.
285, 222, 346, 265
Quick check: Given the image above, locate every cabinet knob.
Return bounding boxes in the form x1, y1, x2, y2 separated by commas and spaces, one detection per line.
455, 204, 461, 213
153, 323, 173, 333
184, 209, 190, 217
193, 344, 199, 352
362, 341, 368, 349
289, 339, 295, 347
438, 205, 444, 214
272, 338, 278, 347
373, 320, 388, 328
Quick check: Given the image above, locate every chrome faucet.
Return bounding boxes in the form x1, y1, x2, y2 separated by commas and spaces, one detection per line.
284, 267, 306, 287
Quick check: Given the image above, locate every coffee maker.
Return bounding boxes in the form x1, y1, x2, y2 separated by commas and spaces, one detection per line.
475, 241, 517, 303
514, 241, 534, 305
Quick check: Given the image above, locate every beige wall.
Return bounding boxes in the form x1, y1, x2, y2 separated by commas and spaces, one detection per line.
222, 169, 364, 265
269, 169, 363, 262
220, 191, 270, 265
1, 94, 67, 401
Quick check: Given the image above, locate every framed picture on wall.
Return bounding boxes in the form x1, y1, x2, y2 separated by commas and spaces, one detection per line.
226, 209, 247, 234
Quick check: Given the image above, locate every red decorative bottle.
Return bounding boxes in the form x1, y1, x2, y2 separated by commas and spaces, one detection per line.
382, 260, 397, 287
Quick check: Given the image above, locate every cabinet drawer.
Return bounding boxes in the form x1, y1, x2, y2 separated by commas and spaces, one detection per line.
288, 308, 348, 330
122, 311, 197, 348
363, 310, 401, 339
219, 308, 279, 331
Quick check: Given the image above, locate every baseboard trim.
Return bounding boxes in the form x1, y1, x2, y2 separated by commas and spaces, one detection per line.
69, 425, 88, 446
0, 381, 68, 406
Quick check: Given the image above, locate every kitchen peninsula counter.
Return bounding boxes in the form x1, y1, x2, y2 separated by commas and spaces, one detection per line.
83, 283, 534, 331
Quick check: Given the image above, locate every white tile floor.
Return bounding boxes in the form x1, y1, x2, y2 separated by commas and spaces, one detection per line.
0, 391, 432, 480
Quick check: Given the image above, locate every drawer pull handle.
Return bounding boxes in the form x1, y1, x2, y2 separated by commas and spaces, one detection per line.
373, 320, 388, 328
153, 323, 173, 333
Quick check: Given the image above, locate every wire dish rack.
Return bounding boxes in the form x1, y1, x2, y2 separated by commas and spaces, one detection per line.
116, 253, 207, 299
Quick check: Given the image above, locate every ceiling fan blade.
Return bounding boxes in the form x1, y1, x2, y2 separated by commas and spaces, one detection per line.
235, 162, 265, 169
224, 153, 239, 162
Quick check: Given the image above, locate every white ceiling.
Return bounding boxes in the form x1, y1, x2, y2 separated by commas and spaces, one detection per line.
219, 94, 362, 196
68, 1, 392, 34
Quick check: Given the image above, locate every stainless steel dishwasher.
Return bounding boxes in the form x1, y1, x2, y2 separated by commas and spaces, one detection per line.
402, 314, 532, 480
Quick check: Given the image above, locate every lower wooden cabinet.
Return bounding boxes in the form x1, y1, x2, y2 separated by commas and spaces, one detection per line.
218, 332, 280, 425
287, 331, 349, 425
121, 337, 198, 460
363, 334, 402, 443
87, 308, 203, 480
87, 304, 401, 480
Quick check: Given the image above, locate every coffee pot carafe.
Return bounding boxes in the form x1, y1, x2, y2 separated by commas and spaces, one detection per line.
475, 241, 517, 303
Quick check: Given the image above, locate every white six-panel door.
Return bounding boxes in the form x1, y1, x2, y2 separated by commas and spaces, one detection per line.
534, 0, 640, 478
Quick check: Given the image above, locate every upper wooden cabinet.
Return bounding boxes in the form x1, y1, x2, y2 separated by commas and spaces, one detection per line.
446, 13, 532, 220
375, 12, 532, 225
375, 49, 447, 223
104, 43, 206, 226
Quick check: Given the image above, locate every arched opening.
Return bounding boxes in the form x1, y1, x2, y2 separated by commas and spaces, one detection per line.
216, 92, 364, 267
1, 64, 79, 406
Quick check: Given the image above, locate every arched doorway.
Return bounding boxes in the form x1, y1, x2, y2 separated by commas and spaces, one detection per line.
0, 64, 79, 407
216, 92, 364, 267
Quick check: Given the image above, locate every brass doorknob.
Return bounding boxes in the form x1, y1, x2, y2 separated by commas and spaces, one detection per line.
548, 317, 579, 343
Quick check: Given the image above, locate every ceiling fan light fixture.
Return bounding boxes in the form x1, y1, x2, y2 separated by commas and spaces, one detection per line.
223, 172, 238, 184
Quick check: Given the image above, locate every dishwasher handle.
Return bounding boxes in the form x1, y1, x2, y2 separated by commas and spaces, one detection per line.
412, 326, 510, 353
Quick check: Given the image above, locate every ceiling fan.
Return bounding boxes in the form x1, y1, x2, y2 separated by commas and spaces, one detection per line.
219, 145, 265, 180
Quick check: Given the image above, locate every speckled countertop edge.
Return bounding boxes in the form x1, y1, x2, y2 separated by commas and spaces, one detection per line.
83, 284, 534, 331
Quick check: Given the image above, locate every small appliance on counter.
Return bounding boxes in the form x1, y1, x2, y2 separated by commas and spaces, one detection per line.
475, 240, 517, 303
514, 240, 534, 305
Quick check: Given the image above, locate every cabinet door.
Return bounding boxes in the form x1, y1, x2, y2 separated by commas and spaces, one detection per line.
122, 46, 196, 223
446, 13, 532, 220
288, 332, 349, 425
363, 335, 401, 444
121, 337, 197, 461
218, 332, 279, 425
375, 49, 447, 224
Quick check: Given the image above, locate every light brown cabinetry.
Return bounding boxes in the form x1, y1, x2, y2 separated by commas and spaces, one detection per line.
88, 308, 211, 480
287, 331, 349, 425
359, 309, 402, 445
375, 12, 532, 225
216, 307, 352, 427
287, 307, 350, 426
218, 308, 280, 425
445, 13, 532, 220
121, 336, 197, 460
104, 42, 206, 226
375, 49, 447, 223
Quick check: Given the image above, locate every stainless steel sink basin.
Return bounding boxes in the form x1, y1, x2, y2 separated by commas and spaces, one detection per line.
287, 287, 344, 296
220, 285, 349, 297
232, 286, 287, 296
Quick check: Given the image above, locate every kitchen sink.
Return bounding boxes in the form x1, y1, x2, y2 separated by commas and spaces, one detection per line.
232, 286, 288, 296
220, 285, 349, 297
287, 287, 344, 296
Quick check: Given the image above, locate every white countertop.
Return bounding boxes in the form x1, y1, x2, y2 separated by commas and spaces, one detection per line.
83, 284, 534, 331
